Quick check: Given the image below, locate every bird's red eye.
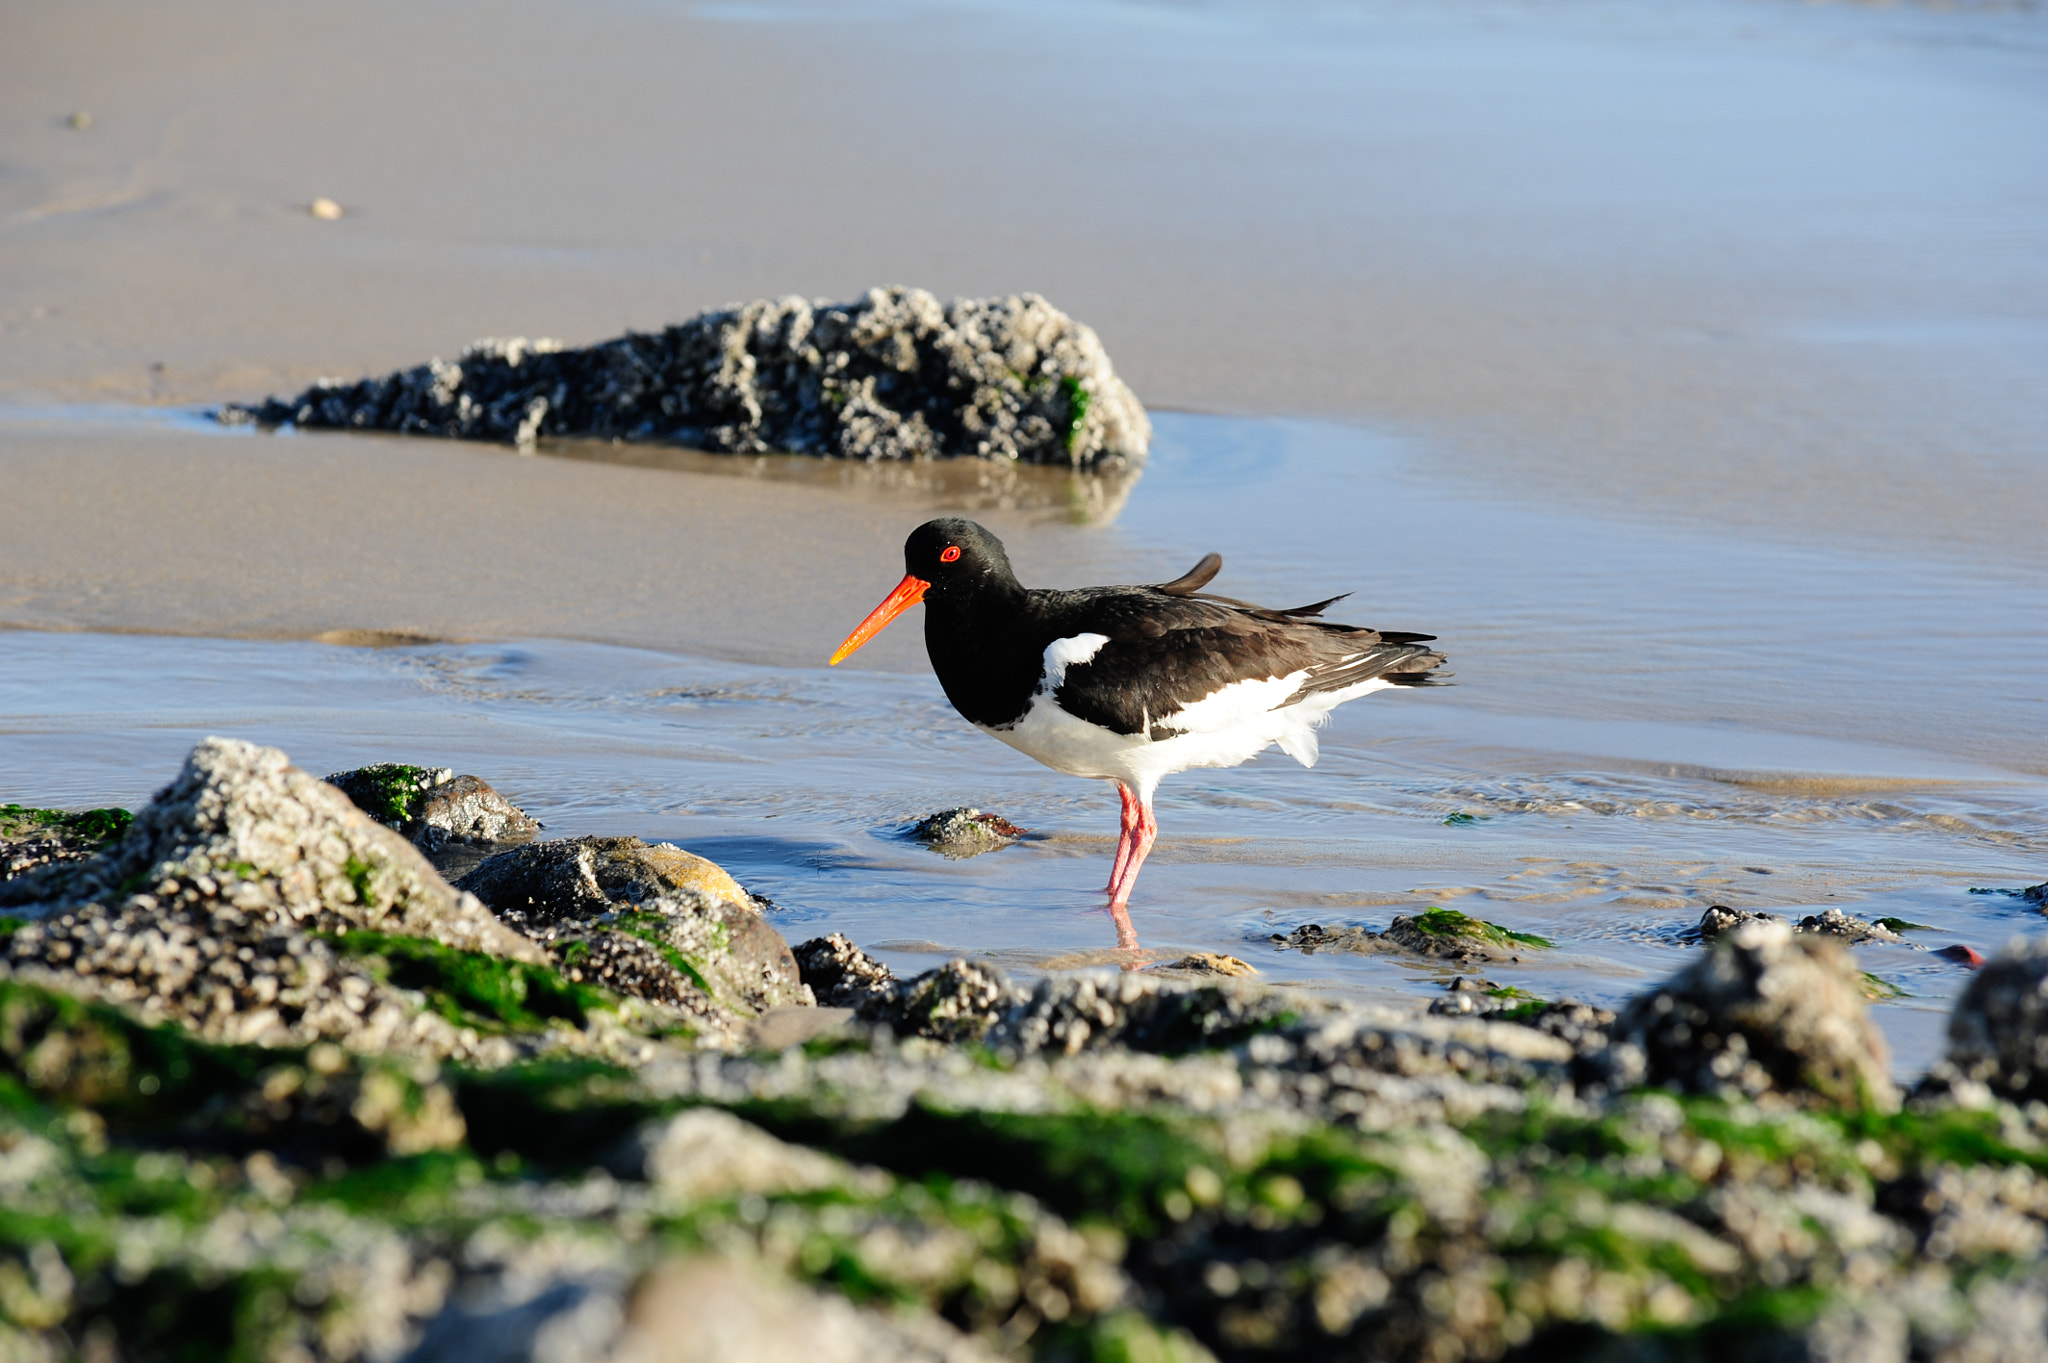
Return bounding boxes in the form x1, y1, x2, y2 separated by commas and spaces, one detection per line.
940, 546, 962, 563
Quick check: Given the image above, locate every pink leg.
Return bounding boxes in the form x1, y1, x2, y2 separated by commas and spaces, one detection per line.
1105, 795, 1158, 951
1104, 783, 1138, 894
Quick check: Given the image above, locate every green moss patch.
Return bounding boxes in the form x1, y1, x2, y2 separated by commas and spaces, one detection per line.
1060, 376, 1091, 453
324, 930, 611, 1032
0, 804, 132, 845
325, 763, 442, 827
1410, 907, 1554, 949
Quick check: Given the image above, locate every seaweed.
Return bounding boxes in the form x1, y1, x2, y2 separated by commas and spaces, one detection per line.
322, 929, 610, 1032
1410, 907, 1554, 950
0, 804, 132, 845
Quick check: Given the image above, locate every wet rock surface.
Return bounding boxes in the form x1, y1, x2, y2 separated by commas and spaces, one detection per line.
793, 932, 897, 1009
456, 836, 807, 1037
1269, 909, 1552, 965
327, 763, 541, 878
907, 806, 1028, 858
0, 803, 130, 883
1607, 921, 1897, 1110
13, 749, 2048, 1360
218, 288, 1151, 470
1929, 935, 2048, 1105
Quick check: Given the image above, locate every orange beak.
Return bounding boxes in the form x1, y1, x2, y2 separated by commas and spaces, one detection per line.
828, 573, 929, 665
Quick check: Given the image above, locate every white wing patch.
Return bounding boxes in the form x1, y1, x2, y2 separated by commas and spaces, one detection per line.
1041, 633, 1111, 691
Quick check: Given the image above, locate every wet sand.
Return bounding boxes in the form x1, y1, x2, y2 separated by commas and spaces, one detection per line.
5, 0, 2045, 562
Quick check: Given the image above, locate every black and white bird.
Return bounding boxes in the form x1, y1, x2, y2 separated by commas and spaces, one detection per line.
829, 518, 1447, 949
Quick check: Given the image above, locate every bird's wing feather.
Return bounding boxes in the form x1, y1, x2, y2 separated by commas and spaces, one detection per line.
1033, 587, 1446, 737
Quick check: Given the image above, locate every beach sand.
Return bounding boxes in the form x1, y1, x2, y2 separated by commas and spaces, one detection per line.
5, 0, 2045, 585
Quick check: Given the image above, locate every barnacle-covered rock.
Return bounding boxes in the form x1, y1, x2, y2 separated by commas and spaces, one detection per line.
456, 836, 806, 1035
219, 288, 1150, 470
1606, 920, 1896, 1110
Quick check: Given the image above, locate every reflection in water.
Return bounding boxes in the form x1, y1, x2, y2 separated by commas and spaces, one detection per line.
542, 435, 1144, 526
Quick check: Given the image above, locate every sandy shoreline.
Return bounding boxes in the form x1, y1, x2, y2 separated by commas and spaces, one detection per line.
5, 0, 2045, 567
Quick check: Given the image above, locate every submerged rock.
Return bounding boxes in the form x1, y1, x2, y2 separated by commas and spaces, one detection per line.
1691, 904, 1787, 941
217, 288, 1151, 471
1271, 910, 1551, 964
907, 807, 1028, 858
1268, 922, 1393, 955
456, 836, 806, 1031
1157, 952, 1257, 977
1606, 921, 1896, 1110
1799, 907, 1908, 945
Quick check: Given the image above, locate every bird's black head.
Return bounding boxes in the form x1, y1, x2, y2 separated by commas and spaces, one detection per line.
904, 518, 1019, 605
827, 518, 1024, 665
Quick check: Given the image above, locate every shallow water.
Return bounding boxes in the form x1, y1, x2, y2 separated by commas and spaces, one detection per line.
4, 412, 2043, 1078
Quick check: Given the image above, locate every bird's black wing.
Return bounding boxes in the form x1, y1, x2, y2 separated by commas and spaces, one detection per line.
1031, 586, 1446, 738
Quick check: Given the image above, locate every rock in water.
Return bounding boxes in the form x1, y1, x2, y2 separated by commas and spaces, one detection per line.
456, 837, 806, 1028
907, 806, 1027, 858
1607, 920, 1896, 1110
217, 288, 1151, 470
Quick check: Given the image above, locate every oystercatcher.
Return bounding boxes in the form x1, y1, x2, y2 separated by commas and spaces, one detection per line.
829, 519, 1447, 949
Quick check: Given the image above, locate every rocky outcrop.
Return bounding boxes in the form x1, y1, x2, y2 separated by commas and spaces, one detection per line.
1606, 920, 1896, 1110
456, 837, 807, 1032
0, 738, 559, 1059
217, 288, 1151, 471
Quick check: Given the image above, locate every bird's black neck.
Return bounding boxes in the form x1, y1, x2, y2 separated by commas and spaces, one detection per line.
922, 579, 1045, 728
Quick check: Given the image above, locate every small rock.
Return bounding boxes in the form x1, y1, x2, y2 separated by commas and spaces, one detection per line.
1607, 921, 1896, 1110
868, 959, 1027, 1044
1383, 908, 1551, 963
457, 837, 804, 1026
66, 111, 92, 130
907, 807, 1027, 858
1267, 922, 1392, 955
1693, 904, 1786, 941
326, 764, 540, 876
1, 805, 130, 884
1799, 908, 1906, 945
309, 197, 344, 219
2024, 880, 2046, 906
793, 933, 897, 1009
1156, 952, 1256, 977
608, 1108, 875, 1200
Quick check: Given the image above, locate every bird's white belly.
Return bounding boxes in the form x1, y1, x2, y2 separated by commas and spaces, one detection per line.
979, 673, 1394, 802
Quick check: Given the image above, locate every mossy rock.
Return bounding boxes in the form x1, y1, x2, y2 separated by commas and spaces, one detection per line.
456, 837, 803, 1026
1384, 907, 1554, 962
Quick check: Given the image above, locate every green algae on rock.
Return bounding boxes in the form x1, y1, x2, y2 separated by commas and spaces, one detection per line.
455, 836, 807, 1042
